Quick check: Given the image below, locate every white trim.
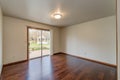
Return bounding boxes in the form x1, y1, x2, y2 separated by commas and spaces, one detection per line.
50, 29, 54, 55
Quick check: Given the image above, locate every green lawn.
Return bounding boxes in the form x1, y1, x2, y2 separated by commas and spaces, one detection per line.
29, 42, 50, 50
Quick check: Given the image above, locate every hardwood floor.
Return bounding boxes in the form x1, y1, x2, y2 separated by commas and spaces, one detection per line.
1, 54, 116, 80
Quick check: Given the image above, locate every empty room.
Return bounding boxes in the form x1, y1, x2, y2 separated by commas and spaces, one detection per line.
0, 0, 120, 80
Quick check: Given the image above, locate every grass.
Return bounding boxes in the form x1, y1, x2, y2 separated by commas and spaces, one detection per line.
29, 42, 50, 50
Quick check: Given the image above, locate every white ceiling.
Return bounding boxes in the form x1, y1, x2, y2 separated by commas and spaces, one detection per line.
0, 0, 116, 27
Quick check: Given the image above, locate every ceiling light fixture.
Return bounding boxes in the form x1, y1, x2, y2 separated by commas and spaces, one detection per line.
53, 14, 62, 19
51, 11, 63, 19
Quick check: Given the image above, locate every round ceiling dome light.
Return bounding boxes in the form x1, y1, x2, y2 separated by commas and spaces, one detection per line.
53, 14, 62, 19
51, 11, 63, 19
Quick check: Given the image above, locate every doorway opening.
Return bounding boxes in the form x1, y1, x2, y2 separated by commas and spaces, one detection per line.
27, 27, 51, 59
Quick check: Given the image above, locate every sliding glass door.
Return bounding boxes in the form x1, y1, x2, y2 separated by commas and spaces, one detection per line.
28, 27, 51, 59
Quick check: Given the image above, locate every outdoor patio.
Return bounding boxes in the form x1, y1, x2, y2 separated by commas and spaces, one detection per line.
29, 50, 50, 59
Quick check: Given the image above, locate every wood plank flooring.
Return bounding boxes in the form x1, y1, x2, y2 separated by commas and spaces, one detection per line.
1, 54, 117, 80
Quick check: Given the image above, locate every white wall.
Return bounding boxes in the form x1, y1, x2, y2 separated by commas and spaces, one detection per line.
61, 16, 116, 65
117, 0, 120, 79
3, 16, 60, 64
0, 7, 3, 74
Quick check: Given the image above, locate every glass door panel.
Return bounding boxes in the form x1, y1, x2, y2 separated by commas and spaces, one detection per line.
42, 30, 50, 56
29, 29, 42, 59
